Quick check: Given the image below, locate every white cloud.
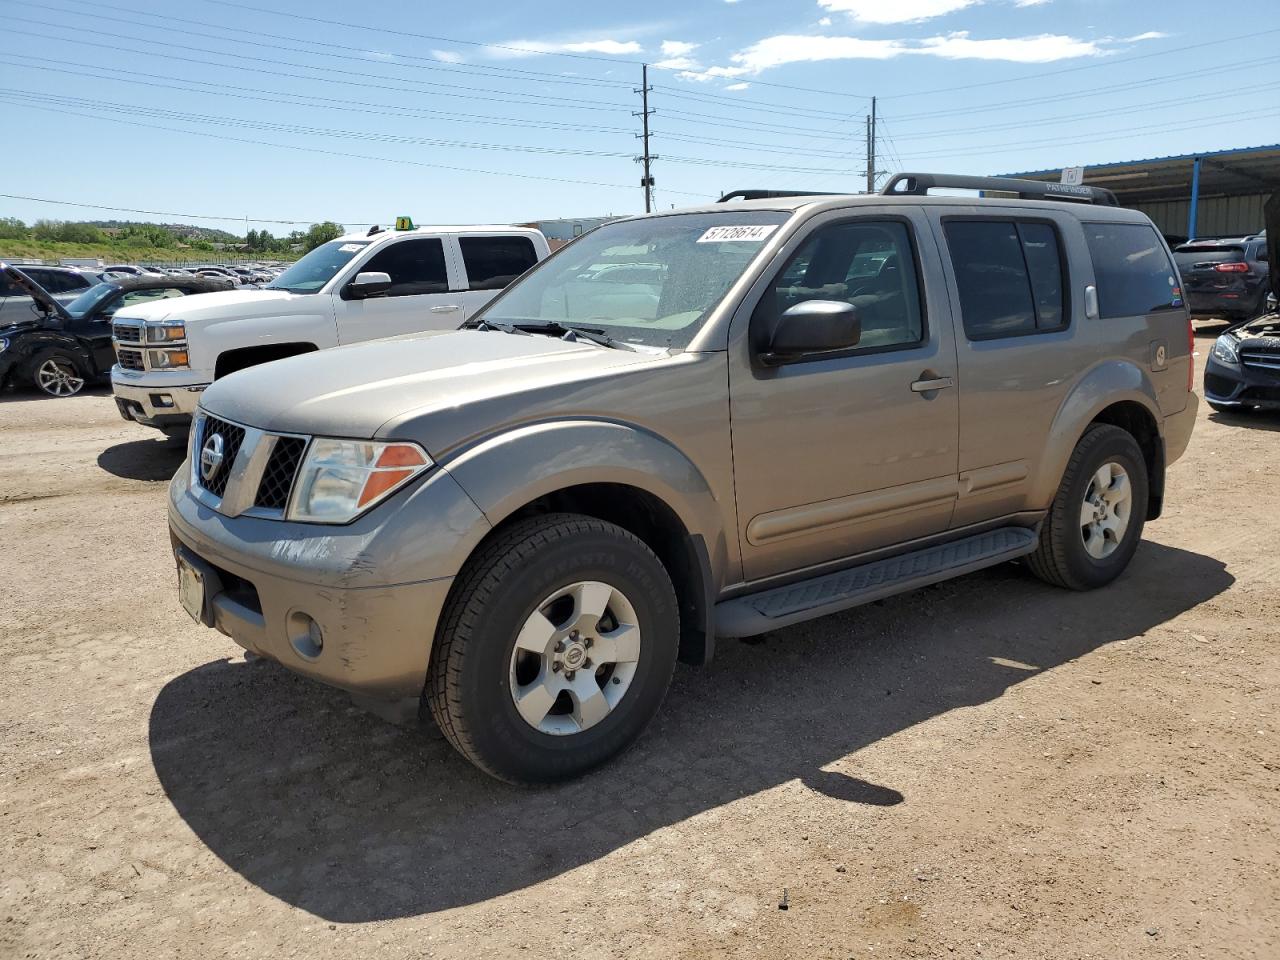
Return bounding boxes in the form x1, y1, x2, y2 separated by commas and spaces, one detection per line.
1014, 0, 1051, 6
430, 49, 465, 64
723, 0, 742, 4
818, 0, 978, 24
724, 82, 751, 90
661, 40, 700, 56
1120, 31, 1169, 42
655, 56, 700, 69
915, 31, 1101, 62
490, 38, 643, 58
676, 28, 1165, 77
818, 16, 833, 26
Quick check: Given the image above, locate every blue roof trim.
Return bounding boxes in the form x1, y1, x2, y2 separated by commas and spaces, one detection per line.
1001, 143, 1280, 178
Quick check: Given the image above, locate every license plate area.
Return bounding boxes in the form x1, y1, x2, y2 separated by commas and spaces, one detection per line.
177, 555, 205, 623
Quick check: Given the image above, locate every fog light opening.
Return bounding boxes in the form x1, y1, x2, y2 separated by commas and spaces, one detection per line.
288, 611, 324, 661
150, 393, 176, 408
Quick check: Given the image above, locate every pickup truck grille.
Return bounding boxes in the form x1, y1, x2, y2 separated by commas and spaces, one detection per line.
116, 348, 145, 371
112, 322, 143, 344
196, 415, 246, 499
253, 436, 307, 510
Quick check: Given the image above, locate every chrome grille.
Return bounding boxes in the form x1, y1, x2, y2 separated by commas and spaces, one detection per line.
116, 347, 144, 371
1240, 349, 1280, 374
112, 322, 143, 344
196, 415, 246, 499
254, 436, 307, 510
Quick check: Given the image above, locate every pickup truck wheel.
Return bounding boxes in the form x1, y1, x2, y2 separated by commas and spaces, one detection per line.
1027, 424, 1149, 591
426, 513, 679, 784
28, 349, 87, 397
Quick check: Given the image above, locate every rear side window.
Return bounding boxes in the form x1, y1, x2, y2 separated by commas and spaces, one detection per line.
360, 238, 449, 297
459, 236, 538, 291
1086, 222, 1181, 318
27, 268, 87, 294
944, 220, 1066, 339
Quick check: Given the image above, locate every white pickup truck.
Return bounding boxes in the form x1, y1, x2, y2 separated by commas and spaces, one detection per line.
111, 223, 549, 435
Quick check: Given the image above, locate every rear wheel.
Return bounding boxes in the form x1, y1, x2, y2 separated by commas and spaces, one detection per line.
1027, 424, 1148, 591
27, 349, 86, 398
426, 513, 680, 783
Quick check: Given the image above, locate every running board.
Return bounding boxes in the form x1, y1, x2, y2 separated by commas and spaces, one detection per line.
715, 526, 1038, 638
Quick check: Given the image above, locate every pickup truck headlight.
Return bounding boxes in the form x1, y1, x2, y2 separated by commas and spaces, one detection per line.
148, 348, 190, 369
287, 438, 432, 523
1211, 335, 1239, 364
146, 321, 186, 343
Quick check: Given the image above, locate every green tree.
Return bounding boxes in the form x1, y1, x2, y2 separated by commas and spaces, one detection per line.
303, 221, 343, 251
0, 217, 27, 240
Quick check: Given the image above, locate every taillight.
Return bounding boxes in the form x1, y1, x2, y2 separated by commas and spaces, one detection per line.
1214, 262, 1249, 273
1187, 316, 1195, 392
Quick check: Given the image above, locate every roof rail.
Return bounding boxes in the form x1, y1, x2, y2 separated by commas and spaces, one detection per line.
717, 189, 846, 202
881, 172, 1119, 207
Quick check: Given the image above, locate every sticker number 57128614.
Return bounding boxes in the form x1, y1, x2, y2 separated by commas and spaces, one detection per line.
695, 225, 779, 243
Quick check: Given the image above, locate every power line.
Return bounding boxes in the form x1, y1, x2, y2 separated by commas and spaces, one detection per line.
0, 192, 373, 227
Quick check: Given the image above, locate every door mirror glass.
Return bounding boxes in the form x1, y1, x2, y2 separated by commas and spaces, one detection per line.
764, 299, 861, 364
346, 271, 393, 299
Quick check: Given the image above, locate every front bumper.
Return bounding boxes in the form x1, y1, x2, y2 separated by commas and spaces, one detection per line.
167, 462, 490, 701
1187, 290, 1261, 320
112, 370, 207, 430
1204, 351, 1280, 410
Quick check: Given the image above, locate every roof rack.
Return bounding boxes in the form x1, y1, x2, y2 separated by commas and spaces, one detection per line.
717, 189, 847, 202
881, 172, 1119, 207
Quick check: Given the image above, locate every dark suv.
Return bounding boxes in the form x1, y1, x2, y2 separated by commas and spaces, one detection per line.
1173, 235, 1270, 322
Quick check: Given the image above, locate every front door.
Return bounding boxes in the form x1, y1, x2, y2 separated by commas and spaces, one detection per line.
333, 236, 465, 343
728, 211, 960, 582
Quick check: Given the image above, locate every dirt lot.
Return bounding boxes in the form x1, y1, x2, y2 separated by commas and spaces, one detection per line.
1, 333, 1277, 960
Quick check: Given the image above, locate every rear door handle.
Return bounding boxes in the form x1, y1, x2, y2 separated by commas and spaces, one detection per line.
430, 304, 461, 313
910, 376, 954, 393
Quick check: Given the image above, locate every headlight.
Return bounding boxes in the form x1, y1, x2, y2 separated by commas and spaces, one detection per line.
148, 348, 190, 369
287, 438, 432, 523
1211, 335, 1239, 364
146, 321, 186, 343
0, 337, 8, 354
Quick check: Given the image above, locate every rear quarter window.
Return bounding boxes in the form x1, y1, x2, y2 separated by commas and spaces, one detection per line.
1085, 222, 1182, 318
460, 236, 539, 291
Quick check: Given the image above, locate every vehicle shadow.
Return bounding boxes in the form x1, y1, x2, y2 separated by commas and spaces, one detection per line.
1208, 409, 1280, 432
0, 382, 111, 403
97, 438, 187, 481
149, 541, 1232, 922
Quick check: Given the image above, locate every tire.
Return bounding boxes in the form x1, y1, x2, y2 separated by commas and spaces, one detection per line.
426, 513, 680, 784
26, 348, 87, 398
1026, 424, 1149, 591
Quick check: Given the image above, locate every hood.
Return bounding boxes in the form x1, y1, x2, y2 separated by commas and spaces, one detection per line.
110, 286, 297, 323
200, 329, 668, 441
1267, 193, 1279, 304
1, 263, 70, 322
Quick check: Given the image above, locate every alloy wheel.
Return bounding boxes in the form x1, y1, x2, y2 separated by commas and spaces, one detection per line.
36, 358, 85, 397
1079, 461, 1132, 560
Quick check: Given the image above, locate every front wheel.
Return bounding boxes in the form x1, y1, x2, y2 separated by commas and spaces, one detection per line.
426, 513, 680, 783
1027, 424, 1149, 591
28, 349, 87, 397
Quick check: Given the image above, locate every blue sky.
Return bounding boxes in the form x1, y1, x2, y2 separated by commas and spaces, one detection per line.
1, 0, 1277, 234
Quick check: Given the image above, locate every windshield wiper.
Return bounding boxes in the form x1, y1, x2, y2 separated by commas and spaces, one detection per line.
517, 320, 634, 350
464, 317, 527, 335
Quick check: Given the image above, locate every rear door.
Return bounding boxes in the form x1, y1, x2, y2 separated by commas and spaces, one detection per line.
454, 233, 542, 319
331, 235, 465, 343
934, 209, 1084, 527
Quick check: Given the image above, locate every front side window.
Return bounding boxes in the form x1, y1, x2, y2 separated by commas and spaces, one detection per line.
460, 236, 538, 291
266, 240, 370, 294
479, 210, 790, 349
945, 219, 1067, 339
759, 219, 924, 352
1085, 222, 1181, 318
360, 238, 449, 297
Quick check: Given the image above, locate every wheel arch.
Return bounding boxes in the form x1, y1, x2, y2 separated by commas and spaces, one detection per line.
441, 420, 730, 666
1035, 360, 1165, 520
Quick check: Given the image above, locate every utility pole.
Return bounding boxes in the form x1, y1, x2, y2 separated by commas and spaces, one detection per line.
634, 64, 656, 213
865, 96, 878, 194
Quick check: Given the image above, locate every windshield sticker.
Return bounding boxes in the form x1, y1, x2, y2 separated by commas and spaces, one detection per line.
338, 243, 363, 252
696, 225, 779, 243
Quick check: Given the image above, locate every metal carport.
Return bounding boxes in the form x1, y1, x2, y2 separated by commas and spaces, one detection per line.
1003, 144, 1280, 242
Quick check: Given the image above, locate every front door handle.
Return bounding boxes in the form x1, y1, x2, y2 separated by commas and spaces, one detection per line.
429, 304, 461, 313
910, 376, 954, 393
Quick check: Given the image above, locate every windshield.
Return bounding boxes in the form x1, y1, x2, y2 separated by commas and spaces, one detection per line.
266, 240, 370, 293
476, 211, 791, 348
64, 282, 121, 318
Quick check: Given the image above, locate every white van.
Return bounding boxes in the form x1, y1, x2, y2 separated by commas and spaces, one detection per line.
110, 223, 550, 435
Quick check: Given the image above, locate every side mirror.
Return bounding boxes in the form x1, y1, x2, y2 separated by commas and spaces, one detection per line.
344, 271, 392, 300
762, 299, 861, 365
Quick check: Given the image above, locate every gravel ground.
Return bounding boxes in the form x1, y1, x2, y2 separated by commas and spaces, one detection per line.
1, 332, 1277, 959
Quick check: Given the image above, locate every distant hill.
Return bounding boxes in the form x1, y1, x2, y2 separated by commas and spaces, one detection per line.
82, 220, 241, 243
